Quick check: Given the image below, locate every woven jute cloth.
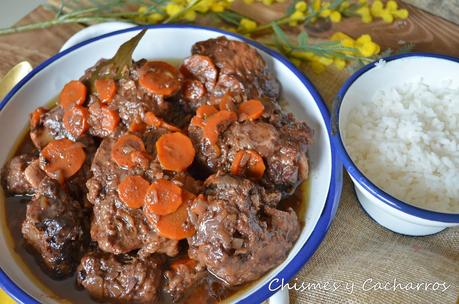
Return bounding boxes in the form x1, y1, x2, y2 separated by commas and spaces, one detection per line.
289, 67, 459, 304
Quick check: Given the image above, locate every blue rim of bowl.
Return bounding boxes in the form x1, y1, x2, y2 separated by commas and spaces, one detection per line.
331, 52, 459, 224
0, 24, 343, 304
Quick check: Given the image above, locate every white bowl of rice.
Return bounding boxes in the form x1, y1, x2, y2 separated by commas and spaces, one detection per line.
332, 53, 459, 236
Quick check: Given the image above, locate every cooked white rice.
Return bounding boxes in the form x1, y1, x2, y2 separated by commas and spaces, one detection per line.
344, 79, 459, 213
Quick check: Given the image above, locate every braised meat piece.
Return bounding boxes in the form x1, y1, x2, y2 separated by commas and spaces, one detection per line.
189, 113, 312, 193
21, 177, 87, 278
30, 107, 66, 149
77, 251, 163, 304
188, 174, 300, 286
164, 259, 206, 301
1, 154, 45, 195
191, 37, 280, 104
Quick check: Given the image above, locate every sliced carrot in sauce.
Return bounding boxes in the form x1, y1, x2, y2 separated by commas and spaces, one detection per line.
144, 111, 181, 132
111, 134, 146, 169
144, 112, 162, 128
202, 110, 237, 147
145, 179, 183, 216
59, 80, 87, 110
40, 138, 86, 181
30, 107, 47, 130
118, 175, 150, 209
230, 149, 266, 180
130, 150, 151, 170
63, 105, 90, 139
129, 120, 146, 133
139, 61, 181, 96
156, 132, 195, 172
195, 105, 218, 119
95, 78, 117, 103
218, 94, 236, 112
89, 102, 120, 134
239, 99, 264, 121
155, 190, 196, 240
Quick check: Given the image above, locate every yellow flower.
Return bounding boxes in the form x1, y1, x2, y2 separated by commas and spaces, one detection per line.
356, 6, 372, 23
340, 1, 350, 10
195, 0, 211, 13
211, 2, 226, 12
148, 13, 164, 23
290, 58, 301, 67
291, 51, 315, 60
243, 0, 255, 3
165, 3, 184, 17
290, 11, 306, 22
356, 34, 371, 44
183, 10, 197, 21
310, 60, 326, 73
262, 0, 274, 5
386, 0, 398, 11
380, 9, 394, 23
137, 6, 148, 15
330, 32, 352, 41
370, 0, 384, 17
313, 0, 321, 11
295, 1, 308, 12
333, 58, 347, 70
239, 18, 257, 31
317, 56, 334, 66
320, 9, 331, 17
330, 11, 341, 23
392, 9, 409, 19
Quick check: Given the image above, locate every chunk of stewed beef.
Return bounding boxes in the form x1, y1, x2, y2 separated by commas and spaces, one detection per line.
188, 174, 299, 286
21, 177, 87, 278
164, 259, 207, 301
2, 154, 36, 194
77, 250, 163, 304
191, 37, 280, 103
188, 113, 312, 194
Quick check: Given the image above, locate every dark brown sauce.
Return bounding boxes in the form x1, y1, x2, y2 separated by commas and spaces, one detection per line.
2, 133, 308, 304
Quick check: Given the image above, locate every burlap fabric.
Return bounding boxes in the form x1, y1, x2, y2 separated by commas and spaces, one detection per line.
289, 67, 459, 304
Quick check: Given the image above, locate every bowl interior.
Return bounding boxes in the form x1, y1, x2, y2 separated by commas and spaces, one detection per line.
338, 55, 459, 216
0, 27, 332, 303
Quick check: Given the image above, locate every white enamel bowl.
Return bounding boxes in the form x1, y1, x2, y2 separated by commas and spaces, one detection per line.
0, 25, 342, 303
332, 54, 459, 236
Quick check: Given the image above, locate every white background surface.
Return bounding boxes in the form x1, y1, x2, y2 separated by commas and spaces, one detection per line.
0, 0, 44, 28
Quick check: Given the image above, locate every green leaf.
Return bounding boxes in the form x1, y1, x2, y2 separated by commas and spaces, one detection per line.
297, 31, 308, 47
271, 22, 290, 47
216, 11, 243, 26
89, 29, 146, 91
285, 0, 300, 16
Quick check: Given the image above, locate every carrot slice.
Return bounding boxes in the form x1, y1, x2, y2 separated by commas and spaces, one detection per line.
170, 257, 197, 271
230, 149, 266, 180
218, 94, 236, 112
118, 175, 150, 209
156, 132, 195, 172
59, 80, 87, 110
202, 110, 237, 147
195, 105, 218, 119
39, 138, 86, 180
139, 61, 181, 96
95, 78, 117, 103
144, 112, 162, 128
155, 190, 196, 240
239, 99, 265, 121
129, 120, 146, 133
63, 105, 90, 139
111, 134, 146, 169
89, 102, 120, 134
30, 107, 47, 130
145, 179, 183, 216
